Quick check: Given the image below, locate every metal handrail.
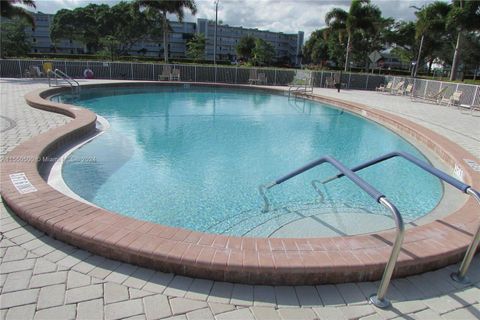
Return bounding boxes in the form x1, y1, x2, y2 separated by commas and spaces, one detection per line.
259, 155, 404, 309
288, 75, 314, 96
321, 151, 480, 285
48, 69, 80, 93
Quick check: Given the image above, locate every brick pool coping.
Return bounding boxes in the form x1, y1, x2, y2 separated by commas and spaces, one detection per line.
0, 82, 479, 285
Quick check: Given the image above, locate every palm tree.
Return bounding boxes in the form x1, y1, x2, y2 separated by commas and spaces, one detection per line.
412, 2, 450, 77
1, 0, 36, 26
447, 0, 480, 80
325, 0, 379, 72
136, 0, 197, 63
324, 7, 348, 69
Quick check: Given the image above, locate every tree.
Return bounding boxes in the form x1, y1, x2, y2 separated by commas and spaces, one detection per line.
186, 33, 206, 61
460, 32, 480, 79
104, 1, 162, 55
0, 0, 36, 26
302, 29, 329, 65
351, 11, 392, 72
0, 18, 30, 58
385, 21, 417, 68
446, 0, 480, 80
324, 7, 348, 68
51, 4, 110, 53
412, 2, 451, 76
325, 0, 380, 71
236, 35, 256, 61
136, 0, 197, 63
98, 35, 121, 61
251, 38, 275, 66
51, 2, 162, 55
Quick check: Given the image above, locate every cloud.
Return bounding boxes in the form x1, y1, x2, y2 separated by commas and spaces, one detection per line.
29, 0, 441, 39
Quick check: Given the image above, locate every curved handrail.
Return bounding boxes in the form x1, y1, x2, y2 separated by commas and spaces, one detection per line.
48, 69, 80, 93
54, 68, 80, 87
259, 155, 404, 309
321, 151, 480, 284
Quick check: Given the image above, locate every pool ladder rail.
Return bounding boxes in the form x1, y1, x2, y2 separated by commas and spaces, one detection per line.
288, 75, 314, 97
259, 151, 480, 309
48, 69, 80, 94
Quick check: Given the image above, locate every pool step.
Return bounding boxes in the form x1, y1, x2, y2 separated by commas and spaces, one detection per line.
206, 202, 392, 238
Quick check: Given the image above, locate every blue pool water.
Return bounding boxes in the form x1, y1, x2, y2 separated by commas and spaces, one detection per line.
56, 86, 442, 237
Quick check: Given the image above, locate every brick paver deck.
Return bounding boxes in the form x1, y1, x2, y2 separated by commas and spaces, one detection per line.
1, 78, 479, 319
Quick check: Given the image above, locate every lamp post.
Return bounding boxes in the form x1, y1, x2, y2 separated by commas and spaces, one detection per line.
214, 0, 219, 66
414, 34, 424, 78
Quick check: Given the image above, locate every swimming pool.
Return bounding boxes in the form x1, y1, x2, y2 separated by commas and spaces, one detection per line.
54, 85, 442, 237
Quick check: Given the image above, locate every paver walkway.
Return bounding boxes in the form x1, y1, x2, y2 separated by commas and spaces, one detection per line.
1, 79, 479, 320
310, 88, 480, 159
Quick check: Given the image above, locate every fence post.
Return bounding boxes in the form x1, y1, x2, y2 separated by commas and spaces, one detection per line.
18, 60, 22, 78
319, 71, 324, 88
473, 85, 479, 106
235, 66, 237, 84
214, 65, 217, 83
348, 72, 352, 89
152, 63, 155, 81
64, 61, 67, 74
423, 80, 429, 99
194, 65, 197, 82
109, 63, 112, 79
130, 63, 134, 80
365, 74, 369, 90
274, 69, 277, 86
413, 79, 417, 98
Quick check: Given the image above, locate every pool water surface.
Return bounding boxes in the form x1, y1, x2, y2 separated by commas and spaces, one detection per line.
55, 86, 442, 237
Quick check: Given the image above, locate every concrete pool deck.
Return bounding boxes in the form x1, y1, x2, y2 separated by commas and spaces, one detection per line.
1, 78, 479, 319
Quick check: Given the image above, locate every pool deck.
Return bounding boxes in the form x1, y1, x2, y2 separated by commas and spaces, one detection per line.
1, 78, 480, 319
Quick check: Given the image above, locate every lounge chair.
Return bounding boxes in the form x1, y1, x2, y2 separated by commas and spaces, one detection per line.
257, 73, 267, 85
170, 69, 180, 81
26, 65, 44, 78
325, 77, 335, 88
389, 81, 405, 95
398, 83, 413, 96
424, 87, 448, 104
248, 69, 258, 84
158, 65, 171, 81
447, 91, 462, 107
376, 81, 393, 92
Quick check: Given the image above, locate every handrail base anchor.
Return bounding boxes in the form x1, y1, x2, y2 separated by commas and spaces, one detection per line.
450, 272, 471, 285
369, 294, 391, 309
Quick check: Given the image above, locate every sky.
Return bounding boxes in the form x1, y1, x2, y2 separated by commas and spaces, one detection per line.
25, 0, 438, 39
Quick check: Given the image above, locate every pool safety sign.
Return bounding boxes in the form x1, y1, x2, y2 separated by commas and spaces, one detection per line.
10, 172, 37, 194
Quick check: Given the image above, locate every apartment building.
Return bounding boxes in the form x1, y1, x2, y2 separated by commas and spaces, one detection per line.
126, 21, 197, 58
197, 19, 303, 66
25, 12, 303, 65
26, 12, 83, 54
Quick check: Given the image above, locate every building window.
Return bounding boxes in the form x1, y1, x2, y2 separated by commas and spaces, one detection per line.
32, 38, 36, 42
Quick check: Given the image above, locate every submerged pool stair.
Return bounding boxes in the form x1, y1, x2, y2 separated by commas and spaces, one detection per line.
260, 151, 480, 309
